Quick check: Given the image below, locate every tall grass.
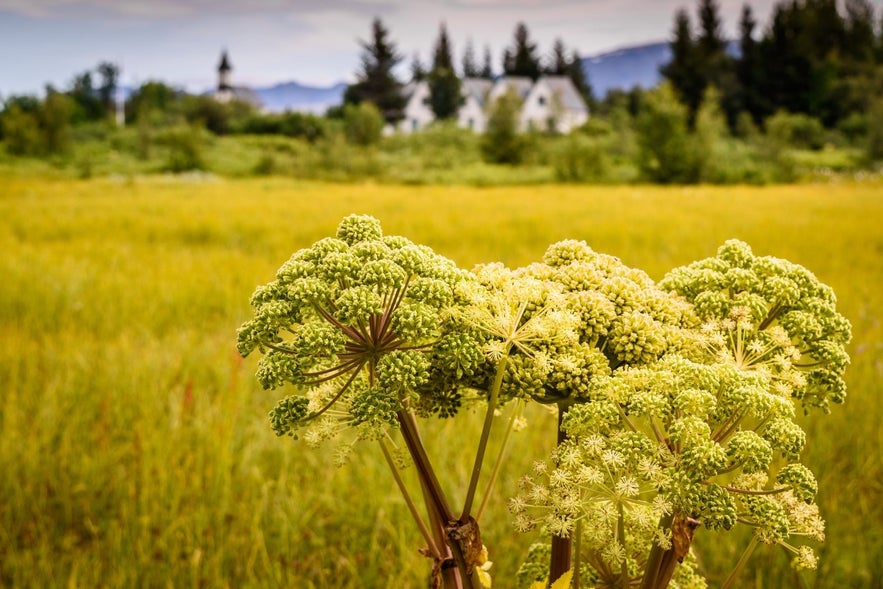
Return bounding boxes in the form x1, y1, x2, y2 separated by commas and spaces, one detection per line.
1, 176, 881, 587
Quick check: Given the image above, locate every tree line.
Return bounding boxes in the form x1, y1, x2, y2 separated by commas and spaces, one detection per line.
662, 0, 882, 133
341, 19, 591, 125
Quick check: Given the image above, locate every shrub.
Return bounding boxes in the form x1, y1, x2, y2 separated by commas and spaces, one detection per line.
160, 123, 206, 172
549, 133, 610, 182
765, 111, 826, 151
343, 102, 384, 146
635, 84, 699, 183
481, 89, 526, 164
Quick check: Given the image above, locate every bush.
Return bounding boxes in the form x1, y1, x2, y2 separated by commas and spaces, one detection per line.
765, 111, 826, 150
866, 98, 883, 163
234, 111, 329, 142
343, 102, 384, 146
160, 123, 206, 172
549, 133, 610, 182
481, 89, 526, 164
635, 84, 699, 184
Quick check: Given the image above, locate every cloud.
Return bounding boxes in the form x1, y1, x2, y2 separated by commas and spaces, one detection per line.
0, 0, 397, 20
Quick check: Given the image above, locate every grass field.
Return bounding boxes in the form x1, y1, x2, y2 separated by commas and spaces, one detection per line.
1, 175, 882, 588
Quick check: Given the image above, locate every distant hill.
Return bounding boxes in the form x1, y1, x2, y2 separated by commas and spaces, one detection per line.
252, 81, 347, 113
581, 41, 670, 98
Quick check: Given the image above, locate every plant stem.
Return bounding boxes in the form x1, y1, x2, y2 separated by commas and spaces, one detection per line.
573, 519, 582, 589
476, 401, 521, 522
549, 404, 572, 587
462, 354, 508, 520
721, 536, 759, 589
397, 409, 454, 521
379, 437, 442, 560
639, 513, 673, 589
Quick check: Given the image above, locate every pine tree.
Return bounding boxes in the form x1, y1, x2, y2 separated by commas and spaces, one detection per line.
843, 0, 876, 63
503, 23, 542, 80
410, 53, 426, 82
548, 38, 569, 75
462, 39, 480, 78
696, 0, 737, 127
343, 18, 406, 124
735, 4, 763, 124
427, 23, 463, 120
660, 9, 703, 124
568, 50, 593, 107
480, 46, 494, 79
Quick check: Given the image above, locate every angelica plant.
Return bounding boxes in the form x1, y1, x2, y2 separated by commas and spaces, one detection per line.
238, 215, 495, 588
510, 240, 850, 589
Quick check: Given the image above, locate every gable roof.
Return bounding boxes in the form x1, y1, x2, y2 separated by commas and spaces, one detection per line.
540, 75, 587, 113
461, 78, 493, 106
492, 76, 534, 100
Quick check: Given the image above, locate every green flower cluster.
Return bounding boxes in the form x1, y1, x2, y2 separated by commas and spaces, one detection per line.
237, 214, 480, 442
511, 240, 849, 583
457, 240, 700, 407
660, 239, 851, 413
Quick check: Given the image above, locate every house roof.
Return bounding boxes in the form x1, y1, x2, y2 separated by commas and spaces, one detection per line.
462, 78, 493, 106
493, 76, 534, 99
540, 76, 587, 113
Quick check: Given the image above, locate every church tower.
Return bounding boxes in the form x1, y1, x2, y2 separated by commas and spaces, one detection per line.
217, 50, 232, 101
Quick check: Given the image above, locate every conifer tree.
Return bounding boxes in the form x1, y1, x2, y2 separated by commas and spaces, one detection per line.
568, 50, 593, 107
735, 4, 763, 124
410, 53, 426, 83
480, 45, 494, 79
503, 23, 542, 80
462, 39, 480, 78
548, 38, 569, 75
343, 18, 406, 124
427, 23, 463, 120
661, 9, 703, 124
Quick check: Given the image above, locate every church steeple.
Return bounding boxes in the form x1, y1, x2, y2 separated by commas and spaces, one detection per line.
217, 50, 232, 92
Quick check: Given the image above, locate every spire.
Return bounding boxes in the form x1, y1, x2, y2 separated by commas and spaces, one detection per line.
218, 50, 232, 73
218, 50, 232, 92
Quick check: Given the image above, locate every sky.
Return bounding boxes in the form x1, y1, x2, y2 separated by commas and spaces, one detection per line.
0, 0, 879, 97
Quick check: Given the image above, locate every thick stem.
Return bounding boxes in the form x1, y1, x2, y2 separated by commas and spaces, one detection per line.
639, 513, 699, 589
422, 480, 464, 589
549, 404, 572, 587
462, 354, 508, 520
398, 409, 480, 588
397, 409, 454, 521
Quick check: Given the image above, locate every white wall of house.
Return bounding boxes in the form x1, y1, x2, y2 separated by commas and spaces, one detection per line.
395, 75, 588, 135
399, 81, 435, 134
521, 76, 589, 134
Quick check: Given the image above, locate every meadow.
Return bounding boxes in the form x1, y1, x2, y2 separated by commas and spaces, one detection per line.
1, 175, 882, 588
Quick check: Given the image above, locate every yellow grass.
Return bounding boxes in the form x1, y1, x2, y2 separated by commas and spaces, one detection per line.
1, 175, 882, 587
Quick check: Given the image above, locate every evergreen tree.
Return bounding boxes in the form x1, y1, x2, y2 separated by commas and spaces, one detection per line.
68, 70, 104, 122
548, 38, 569, 74
462, 39, 480, 78
843, 0, 876, 63
502, 23, 542, 80
568, 51, 593, 107
428, 23, 463, 120
343, 18, 406, 125
661, 9, 703, 124
96, 61, 120, 116
735, 4, 763, 124
410, 53, 426, 82
480, 46, 494, 79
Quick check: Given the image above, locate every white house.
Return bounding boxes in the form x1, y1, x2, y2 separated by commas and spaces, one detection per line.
397, 75, 589, 134
520, 76, 589, 133
458, 78, 493, 133
400, 81, 434, 133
